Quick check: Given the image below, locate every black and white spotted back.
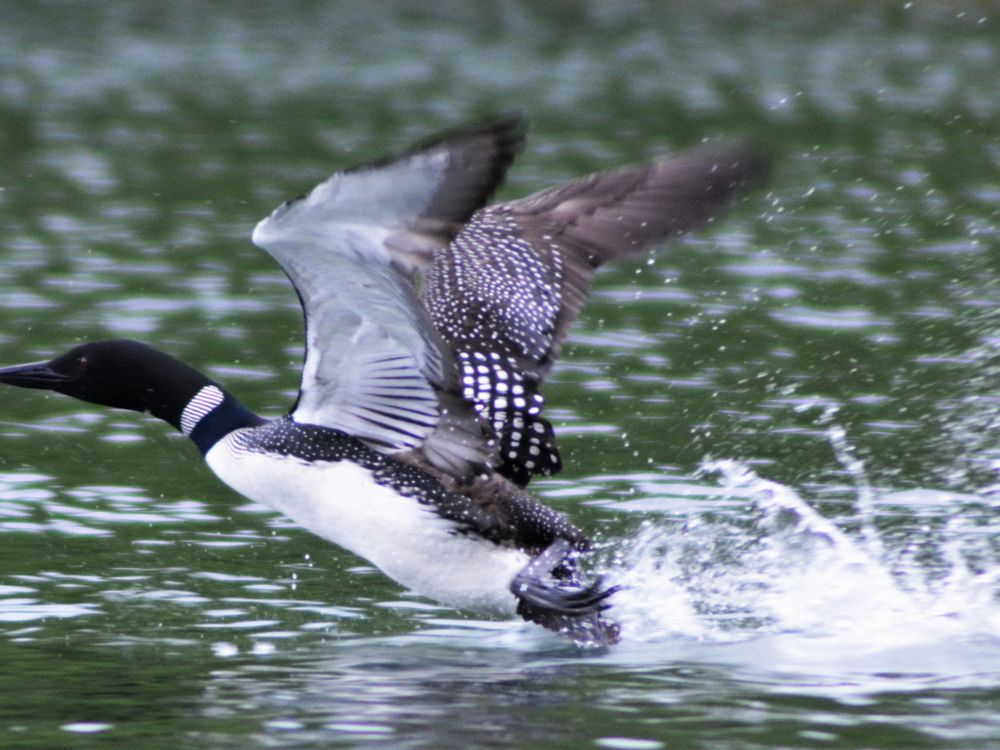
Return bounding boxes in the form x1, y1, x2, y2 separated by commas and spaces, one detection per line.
423, 140, 767, 485
426, 206, 566, 486
455, 349, 561, 486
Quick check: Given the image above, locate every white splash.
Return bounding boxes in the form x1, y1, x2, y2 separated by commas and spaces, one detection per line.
601, 459, 1000, 670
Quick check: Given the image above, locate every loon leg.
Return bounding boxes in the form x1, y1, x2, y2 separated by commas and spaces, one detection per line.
510, 539, 621, 645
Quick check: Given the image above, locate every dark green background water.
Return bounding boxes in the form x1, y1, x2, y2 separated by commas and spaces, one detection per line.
0, 2, 998, 748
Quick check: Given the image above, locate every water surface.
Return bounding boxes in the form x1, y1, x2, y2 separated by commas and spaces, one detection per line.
0, 2, 998, 748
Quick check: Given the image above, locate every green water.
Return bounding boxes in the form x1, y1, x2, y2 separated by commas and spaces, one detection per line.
1, 2, 999, 748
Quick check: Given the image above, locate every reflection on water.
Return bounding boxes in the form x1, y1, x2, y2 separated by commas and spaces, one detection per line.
1, 1, 999, 748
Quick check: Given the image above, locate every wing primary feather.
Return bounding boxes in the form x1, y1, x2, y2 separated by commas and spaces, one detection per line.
254, 118, 529, 480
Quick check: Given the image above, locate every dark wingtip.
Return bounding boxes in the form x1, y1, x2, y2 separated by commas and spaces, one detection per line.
355, 113, 528, 233
715, 137, 772, 190
342, 113, 527, 177
419, 113, 527, 222
415, 111, 527, 158
669, 136, 773, 197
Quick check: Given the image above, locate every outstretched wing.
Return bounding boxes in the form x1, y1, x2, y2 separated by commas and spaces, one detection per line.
252, 117, 525, 479
423, 140, 768, 485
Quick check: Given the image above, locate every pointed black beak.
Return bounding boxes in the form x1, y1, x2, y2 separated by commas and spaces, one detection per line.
0, 361, 71, 390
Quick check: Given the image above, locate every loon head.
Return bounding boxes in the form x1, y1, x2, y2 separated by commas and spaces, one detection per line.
0, 339, 219, 432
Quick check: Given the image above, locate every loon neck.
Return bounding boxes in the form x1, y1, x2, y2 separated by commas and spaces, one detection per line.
59, 340, 267, 454
101, 344, 265, 451
182, 385, 266, 455
115, 348, 266, 454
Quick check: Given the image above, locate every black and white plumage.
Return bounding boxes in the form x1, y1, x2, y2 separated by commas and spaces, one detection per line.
0, 116, 766, 646
424, 141, 767, 485
254, 117, 526, 480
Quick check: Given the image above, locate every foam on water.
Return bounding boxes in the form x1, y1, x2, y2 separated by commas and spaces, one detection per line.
600, 455, 1000, 687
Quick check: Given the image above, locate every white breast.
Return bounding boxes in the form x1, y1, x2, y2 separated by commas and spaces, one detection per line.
205, 432, 529, 613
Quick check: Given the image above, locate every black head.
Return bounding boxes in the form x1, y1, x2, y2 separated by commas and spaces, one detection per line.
0, 339, 216, 430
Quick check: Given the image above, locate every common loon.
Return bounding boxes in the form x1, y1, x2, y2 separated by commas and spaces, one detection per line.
0, 117, 765, 645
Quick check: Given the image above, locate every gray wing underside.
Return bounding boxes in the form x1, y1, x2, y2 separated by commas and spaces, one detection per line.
273, 248, 486, 475
252, 118, 524, 478
256, 116, 524, 272
424, 139, 768, 485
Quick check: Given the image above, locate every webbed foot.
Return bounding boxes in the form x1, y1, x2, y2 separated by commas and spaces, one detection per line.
510, 538, 621, 646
